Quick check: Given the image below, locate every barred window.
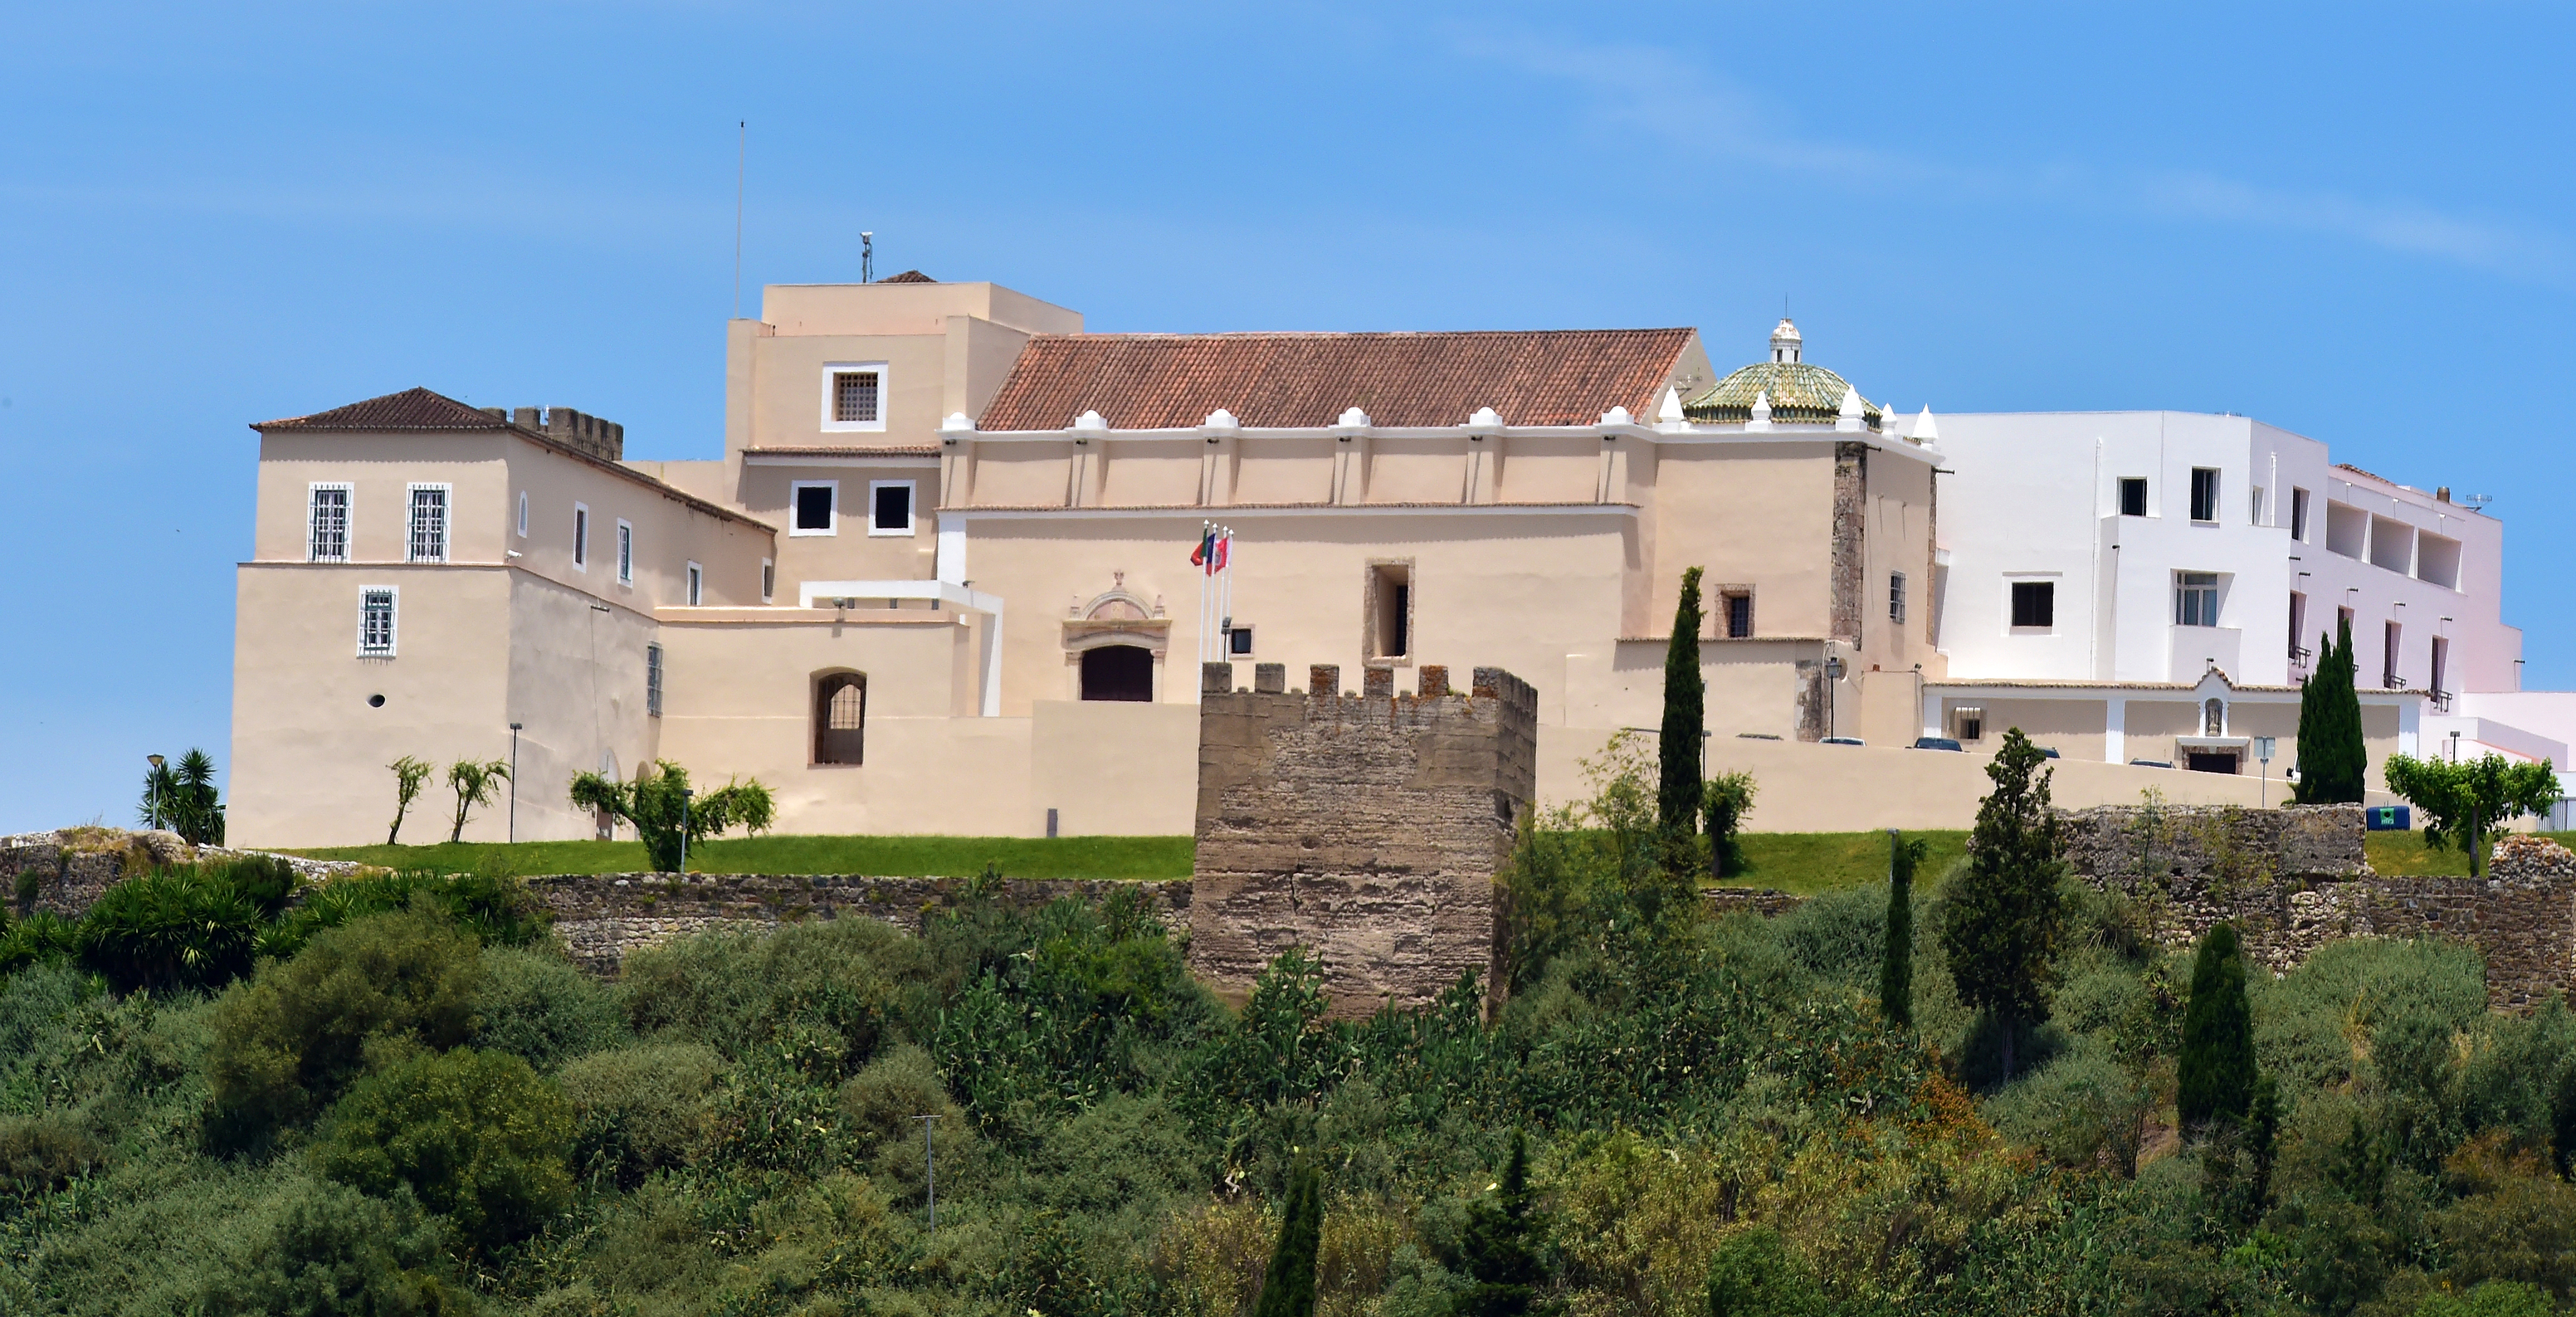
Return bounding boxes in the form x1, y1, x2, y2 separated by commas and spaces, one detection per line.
407, 485, 448, 562
832, 369, 881, 424
359, 588, 397, 655
646, 643, 663, 717
1888, 572, 1906, 624
309, 485, 349, 562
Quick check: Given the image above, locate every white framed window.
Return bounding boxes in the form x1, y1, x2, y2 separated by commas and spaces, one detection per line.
646, 643, 664, 717
2008, 578, 2055, 631
616, 519, 634, 585
761, 558, 775, 602
359, 586, 398, 656
2174, 572, 2221, 627
573, 503, 590, 571
406, 484, 451, 563
516, 491, 529, 538
820, 363, 887, 432
685, 561, 704, 606
867, 480, 915, 536
307, 483, 351, 563
791, 480, 838, 536
1888, 572, 1906, 624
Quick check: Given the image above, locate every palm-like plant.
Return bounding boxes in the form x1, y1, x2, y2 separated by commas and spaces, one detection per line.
567, 761, 775, 873
446, 758, 511, 844
136, 749, 226, 846
387, 755, 432, 845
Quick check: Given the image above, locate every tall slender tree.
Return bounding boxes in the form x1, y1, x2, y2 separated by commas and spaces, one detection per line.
1934, 728, 2066, 1079
1661, 568, 1708, 871
2178, 922, 2256, 1134
1456, 1131, 1552, 1317
2295, 617, 2366, 803
1251, 1159, 1322, 1317
1881, 830, 1928, 1027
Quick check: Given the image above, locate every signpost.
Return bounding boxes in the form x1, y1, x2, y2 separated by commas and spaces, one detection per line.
2254, 736, 2277, 807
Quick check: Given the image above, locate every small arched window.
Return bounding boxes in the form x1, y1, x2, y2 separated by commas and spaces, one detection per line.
1080, 646, 1154, 702
815, 672, 867, 764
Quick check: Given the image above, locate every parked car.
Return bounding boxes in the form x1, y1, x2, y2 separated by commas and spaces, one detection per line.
1822, 736, 1866, 746
1911, 736, 1964, 751
2039, 747, 2061, 758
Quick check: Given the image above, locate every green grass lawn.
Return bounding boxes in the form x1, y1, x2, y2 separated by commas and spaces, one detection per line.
1715, 830, 1972, 897
2363, 830, 2576, 877
285, 833, 1197, 881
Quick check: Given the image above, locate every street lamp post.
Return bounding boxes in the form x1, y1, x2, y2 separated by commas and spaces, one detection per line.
145, 754, 164, 831
912, 1114, 941, 1230
2254, 736, 2276, 807
1822, 653, 1846, 739
678, 787, 694, 874
507, 723, 523, 843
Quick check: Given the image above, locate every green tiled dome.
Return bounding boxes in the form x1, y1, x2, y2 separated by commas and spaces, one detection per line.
1683, 319, 1880, 427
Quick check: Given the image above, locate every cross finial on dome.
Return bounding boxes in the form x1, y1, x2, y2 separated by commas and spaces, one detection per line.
1769, 318, 1802, 364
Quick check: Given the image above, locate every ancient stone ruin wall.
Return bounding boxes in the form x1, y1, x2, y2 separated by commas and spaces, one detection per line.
526, 873, 1192, 973
0, 829, 369, 919
1189, 661, 1536, 1016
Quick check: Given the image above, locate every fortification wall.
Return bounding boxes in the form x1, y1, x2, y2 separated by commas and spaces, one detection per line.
1189, 661, 1535, 1016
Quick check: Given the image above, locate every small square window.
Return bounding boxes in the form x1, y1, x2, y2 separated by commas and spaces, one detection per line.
359, 587, 398, 656
2010, 580, 2054, 629
1951, 705, 1984, 742
822, 364, 887, 431
2119, 477, 2148, 517
1229, 625, 1255, 656
685, 561, 704, 606
869, 480, 915, 537
792, 481, 837, 536
616, 519, 634, 585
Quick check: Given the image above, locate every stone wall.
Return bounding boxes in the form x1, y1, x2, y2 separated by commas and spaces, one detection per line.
525, 873, 1191, 973
0, 829, 373, 920
2059, 803, 2368, 890
1189, 661, 1536, 1016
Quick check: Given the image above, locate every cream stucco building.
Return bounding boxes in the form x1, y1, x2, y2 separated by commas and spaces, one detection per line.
232, 279, 1955, 845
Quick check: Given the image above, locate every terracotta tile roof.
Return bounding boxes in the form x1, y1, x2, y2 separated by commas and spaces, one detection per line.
976, 329, 1696, 431
255, 387, 507, 432
878, 270, 936, 284
744, 445, 942, 456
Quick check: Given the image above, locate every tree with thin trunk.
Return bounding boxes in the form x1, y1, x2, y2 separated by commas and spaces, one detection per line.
568, 761, 777, 873
387, 755, 432, 846
1251, 1158, 1322, 1317
1934, 727, 2066, 1080
2294, 617, 2366, 803
2382, 752, 2562, 878
1705, 772, 1757, 880
1661, 567, 1707, 879
2178, 922, 2256, 1135
446, 758, 510, 844
1881, 830, 1928, 1027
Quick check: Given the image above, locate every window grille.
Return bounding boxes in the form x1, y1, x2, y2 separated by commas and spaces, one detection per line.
407, 486, 447, 562
1888, 572, 1906, 624
832, 370, 881, 424
646, 643, 663, 717
1952, 705, 1984, 741
1724, 593, 1753, 638
617, 521, 633, 584
815, 673, 866, 763
359, 588, 396, 655
309, 485, 349, 562
2174, 572, 2219, 627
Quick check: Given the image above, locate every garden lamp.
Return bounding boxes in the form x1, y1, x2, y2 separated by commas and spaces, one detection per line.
146, 754, 164, 830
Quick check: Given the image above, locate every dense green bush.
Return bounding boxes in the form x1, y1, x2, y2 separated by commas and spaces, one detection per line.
471, 944, 626, 1071
315, 1046, 574, 1252
556, 1040, 720, 1188
622, 914, 922, 1081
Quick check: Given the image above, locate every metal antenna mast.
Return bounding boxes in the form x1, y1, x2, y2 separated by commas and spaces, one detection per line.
862, 232, 874, 284
732, 122, 746, 319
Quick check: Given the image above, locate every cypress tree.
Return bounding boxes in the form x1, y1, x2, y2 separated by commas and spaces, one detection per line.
2178, 922, 2256, 1134
1251, 1160, 1322, 1317
1881, 831, 1928, 1027
1934, 728, 2065, 1080
1456, 1131, 1549, 1317
1705, 1227, 1828, 1317
2295, 617, 2365, 804
1661, 568, 1708, 860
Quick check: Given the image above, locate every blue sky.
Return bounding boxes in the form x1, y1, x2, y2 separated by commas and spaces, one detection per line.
3, 2, 2570, 832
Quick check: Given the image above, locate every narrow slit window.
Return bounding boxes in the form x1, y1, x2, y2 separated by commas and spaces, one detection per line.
761, 559, 775, 602
2291, 487, 2311, 541
1368, 563, 1412, 660
573, 504, 589, 569
308, 485, 349, 562
407, 485, 448, 563
515, 491, 529, 538
685, 562, 703, 606
1888, 572, 1906, 624
646, 643, 663, 717
616, 519, 634, 585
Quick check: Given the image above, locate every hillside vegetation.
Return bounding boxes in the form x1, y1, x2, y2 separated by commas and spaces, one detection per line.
5, 775, 2576, 1314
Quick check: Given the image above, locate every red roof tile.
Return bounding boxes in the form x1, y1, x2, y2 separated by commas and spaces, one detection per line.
256, 387, 507, 432
878, 270, 936, 284
976, 329, 1696, 431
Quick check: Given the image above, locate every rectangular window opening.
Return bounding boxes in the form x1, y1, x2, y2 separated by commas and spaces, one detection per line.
1368, 563, 1412, 661
2010, 580, 2055, 629
616, 519, 634, 585
573, 504, 590, 569
761, 559, 775, 602
685, 562, 703, 606
792, 481, 837, 536
407, 485, 449, 563
2174, 572, 2220, 627
1722, 591, 1754, 639
308, 484, 350, 563
2189, 468, 2220, 523
2289, 592, 2309, 662
830, 369, 881, 425
359, 588, 397, 656
869, 480, 915, 536
1951, 705, 1985, 742
2432, 635, 2450, 698
2384, 621, 2402, 689
2250, 485, 2266, 525
646, 643, 664, 718
2119, 477, 2148, 518
2291, 487, 2311, 541
515, 491, 529, 539
1229, 625, 1255, 656
1888, 572, 1907, 624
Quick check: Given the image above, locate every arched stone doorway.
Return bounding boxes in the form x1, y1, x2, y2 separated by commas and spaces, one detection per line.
1080, 645, 1154, 702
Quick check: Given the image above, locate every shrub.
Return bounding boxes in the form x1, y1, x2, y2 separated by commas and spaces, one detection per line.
472, 945, 625, 1071
206, 910, 485, 1144
277, 871, 550, 956
315, 1046, 574, 1252
0, 1110, 102, 1195
1984, 1042, 2149, 1174
189, 1173, 464, 1315
1935, 727, 2066, 1080
0, 911, 78, 976
1251, 1158, 1324, 1317
2179, 922, 2257, 1134
2411, 1280, 2558, 1317
1704, 1226, 1829, 1317
622, 915, 922, 1082
558, 1041, 721, 1188
568, 760, 775, 874
76, 867, 264, 994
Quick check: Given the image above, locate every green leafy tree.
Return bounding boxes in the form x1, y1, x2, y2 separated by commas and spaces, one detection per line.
386, 756, 432, 846
1456, 1130, 1554, 1317
1705, 772, 1757, 880
1882, 830, 1928, 1027
1705, 1226, 1828, 1317
1661, 567, 1707, 872
2178, 922, 2256, 1134
567, 760, 776, 873
1934, 726, 2066, 1079
315, 1046, 574, 1253
2295, 617, 2367, 803
444, 758, 510, 844
1251, 1158, 1323, 1317
2383, 752, 2563, 878
138, 748, 226, 845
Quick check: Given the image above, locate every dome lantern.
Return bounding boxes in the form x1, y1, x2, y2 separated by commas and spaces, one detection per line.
1769, 318, 1803, 364
1685, 319, 1881, 430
